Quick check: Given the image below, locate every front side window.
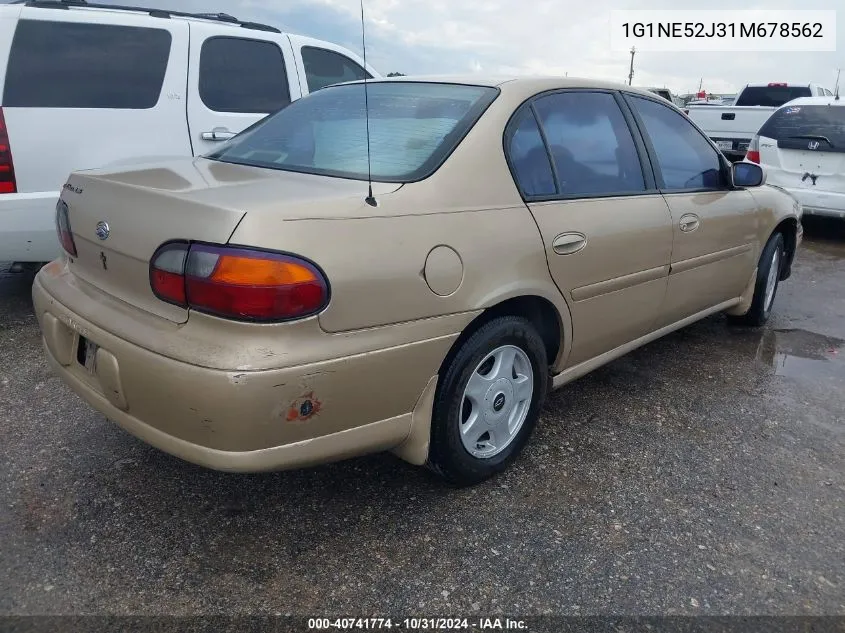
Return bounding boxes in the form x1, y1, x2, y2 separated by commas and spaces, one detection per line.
199, 37, 290, 113
629, 95, 725, 191
532, 91, 646, 196
301, 46, 371, 93
207, 82, 498, 182
758, 104, 845, 152
3, 20, 171, 109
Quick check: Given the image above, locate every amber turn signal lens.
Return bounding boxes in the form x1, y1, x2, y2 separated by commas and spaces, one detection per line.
211, 254, 320, 286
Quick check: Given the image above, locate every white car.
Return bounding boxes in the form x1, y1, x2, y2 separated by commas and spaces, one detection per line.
686, 83, 832, 162
747, 96, 845, 219
0, 1, 379, 267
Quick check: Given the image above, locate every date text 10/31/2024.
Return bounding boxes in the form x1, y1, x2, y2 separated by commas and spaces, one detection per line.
307, 618, 528, 630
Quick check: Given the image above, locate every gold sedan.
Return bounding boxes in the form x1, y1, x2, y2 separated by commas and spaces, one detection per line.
34, 77, 802, 485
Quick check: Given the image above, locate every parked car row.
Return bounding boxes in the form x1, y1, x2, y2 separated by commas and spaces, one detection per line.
686, 82, 833, 162
0, 0, 379, 267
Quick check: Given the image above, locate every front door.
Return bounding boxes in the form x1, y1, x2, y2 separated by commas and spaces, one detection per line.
506, 90, 674, 368
624, 94, 760, 327
186, 24, 299, 155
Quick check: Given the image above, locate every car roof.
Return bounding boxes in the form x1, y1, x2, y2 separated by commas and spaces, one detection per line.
775, 96, 845, 108
744, 82, 815, 88
4, 1, 283, 33
354, 75, 661, 98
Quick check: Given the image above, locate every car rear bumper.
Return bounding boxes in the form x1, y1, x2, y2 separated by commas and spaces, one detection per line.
0, 191, 61, 262
774, 188, 845, 219
32, 268, 455, 472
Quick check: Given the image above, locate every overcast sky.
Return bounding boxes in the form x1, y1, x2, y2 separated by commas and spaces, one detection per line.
88, 0, 845, 95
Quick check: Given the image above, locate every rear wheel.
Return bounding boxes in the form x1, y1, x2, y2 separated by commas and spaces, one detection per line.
728, 233, 784, 327
426, 316, 548, 486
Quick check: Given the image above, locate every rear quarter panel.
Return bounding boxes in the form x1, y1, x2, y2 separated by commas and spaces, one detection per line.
227, 85, 573, 361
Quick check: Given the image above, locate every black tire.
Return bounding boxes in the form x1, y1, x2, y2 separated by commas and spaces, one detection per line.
728, 232, 785, 327
426, 316, 549, 486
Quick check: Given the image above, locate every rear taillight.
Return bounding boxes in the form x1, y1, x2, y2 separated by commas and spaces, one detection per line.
768, 82, 787, 87
746, 136, 760, 163
150, 242, 188, 306
55, 199, 77, 257
0, 108, 17, 194
150, 242, 329, 321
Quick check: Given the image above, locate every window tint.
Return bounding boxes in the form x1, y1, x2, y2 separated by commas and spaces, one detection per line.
3, 20, 171, 109
507, 109, 556, 196
758, 104, 845, 153
199, 37, 290, 113
735, 86, 811, 107
208, 82, 498, 182
301, 46, 371, 93
532, 92, 645, 196
629, 96, 724, 190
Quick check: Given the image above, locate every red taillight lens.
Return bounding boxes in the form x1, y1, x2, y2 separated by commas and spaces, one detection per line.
55, 199, 77, 257
149, 242, 329, 321
150, 242, 189, 306
746, 136, 760, 163
768, 82, 787, 87
0, 108, 17, 194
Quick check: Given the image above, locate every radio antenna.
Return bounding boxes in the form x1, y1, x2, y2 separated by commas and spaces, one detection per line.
360, 0, 377, 206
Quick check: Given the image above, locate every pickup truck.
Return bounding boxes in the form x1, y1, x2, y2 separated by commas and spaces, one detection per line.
686, 82, 833, 161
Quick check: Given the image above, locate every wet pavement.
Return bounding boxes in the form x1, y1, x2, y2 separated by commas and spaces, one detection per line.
1, 217, 844, 616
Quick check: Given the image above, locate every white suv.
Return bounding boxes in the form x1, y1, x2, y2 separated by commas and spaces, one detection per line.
0, 0, 379, 267
747, 96, 845, 219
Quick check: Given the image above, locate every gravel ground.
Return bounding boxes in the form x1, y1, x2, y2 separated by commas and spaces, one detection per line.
1, 217, 844, 617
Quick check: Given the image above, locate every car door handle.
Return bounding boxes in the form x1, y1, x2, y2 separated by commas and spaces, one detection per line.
201, 128, 236, 141
552, 232, 587, 255
679, 214, 700, 233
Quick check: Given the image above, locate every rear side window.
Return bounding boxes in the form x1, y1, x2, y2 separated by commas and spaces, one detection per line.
199, 37, 290, 113
3, 20, 171, 109
629, 95, 725, 191
301, 46, 371, 93
758, 105, 845, 153
735, 86, 811, 107
531, 91, 645, 196
506, 109, 556, 196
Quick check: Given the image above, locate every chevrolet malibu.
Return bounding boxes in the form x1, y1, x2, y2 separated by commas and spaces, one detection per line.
34, 77, 802, 486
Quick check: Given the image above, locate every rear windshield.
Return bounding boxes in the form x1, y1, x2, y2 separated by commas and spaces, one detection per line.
758, 104, 845, 153
735, 86, 811, 107
206, 82, 499, 182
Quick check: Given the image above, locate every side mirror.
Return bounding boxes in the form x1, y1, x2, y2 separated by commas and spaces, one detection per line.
732, 161, 765, 188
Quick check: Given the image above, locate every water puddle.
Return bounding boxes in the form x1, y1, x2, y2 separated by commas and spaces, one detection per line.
756, 329, 845, 383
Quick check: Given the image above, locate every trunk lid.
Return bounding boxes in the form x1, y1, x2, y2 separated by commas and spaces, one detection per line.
62, 157, 400, 323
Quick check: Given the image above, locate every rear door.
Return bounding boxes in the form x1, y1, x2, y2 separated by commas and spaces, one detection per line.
186, 24, 299, 155
625, 93, 759, 327
757, 103, 845, 207
506, 90, 673, 368
1, 6, 191, 195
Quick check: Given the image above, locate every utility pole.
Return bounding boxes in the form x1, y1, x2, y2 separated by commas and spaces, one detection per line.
627, 47, 636, 86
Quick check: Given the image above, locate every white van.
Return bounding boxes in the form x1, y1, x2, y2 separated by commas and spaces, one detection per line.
747, 96, 845, 219
0, 1, 379, 267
